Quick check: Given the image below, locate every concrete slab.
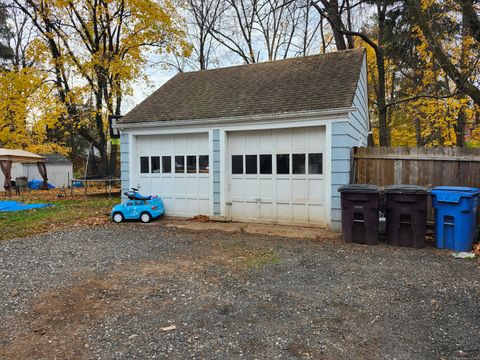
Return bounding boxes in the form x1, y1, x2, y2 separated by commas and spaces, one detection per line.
149, 216, 341, 240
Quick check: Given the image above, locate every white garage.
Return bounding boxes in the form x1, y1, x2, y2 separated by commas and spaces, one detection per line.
227, 127, 326, 225
135, 133, 210, 216
117, 49, 369, 229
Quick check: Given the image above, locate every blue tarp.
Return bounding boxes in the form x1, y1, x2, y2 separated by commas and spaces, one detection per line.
28, 179, 55, 190
0, 201, 53, 212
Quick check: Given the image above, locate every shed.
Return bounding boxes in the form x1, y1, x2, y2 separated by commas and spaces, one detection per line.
116, 49, 369, 229
23, 153, 73, 188
0, 152, 73, 189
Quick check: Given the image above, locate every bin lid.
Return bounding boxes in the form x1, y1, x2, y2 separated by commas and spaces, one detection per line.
385, 185, 429, 194
431, 186, 480, 203
432, 186, 480, 197
338, 184, 382, 193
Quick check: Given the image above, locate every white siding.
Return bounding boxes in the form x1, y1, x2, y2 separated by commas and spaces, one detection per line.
0, 163, 23, 186
23, 163, 73, 188
0, 163, 72, 188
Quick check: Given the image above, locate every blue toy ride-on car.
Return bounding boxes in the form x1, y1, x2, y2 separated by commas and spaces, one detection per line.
111, 188, 165, 223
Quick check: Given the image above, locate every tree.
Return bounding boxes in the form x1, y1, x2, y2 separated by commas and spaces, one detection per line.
199, 0, 322, 64
0, 1, 13, 63
311, 0, 354, 51
405, 0, 480, 107
312, 0, 391, 146
14, 0, 190, 175
0, 3, 66, 153
0, 67, 67, 153
186, 0, 223, 70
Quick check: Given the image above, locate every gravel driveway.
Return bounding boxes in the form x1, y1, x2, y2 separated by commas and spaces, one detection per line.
1, 225, 479, 359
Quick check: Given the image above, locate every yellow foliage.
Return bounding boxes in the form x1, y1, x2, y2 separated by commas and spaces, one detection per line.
358, 1, 479, 147
2, 0, 190, 157
0, 68, 68, 153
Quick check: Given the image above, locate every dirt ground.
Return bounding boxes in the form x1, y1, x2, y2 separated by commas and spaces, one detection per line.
0, 224, 479, 359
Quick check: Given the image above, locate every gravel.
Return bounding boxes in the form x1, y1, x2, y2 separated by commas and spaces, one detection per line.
0, 224, 479, 359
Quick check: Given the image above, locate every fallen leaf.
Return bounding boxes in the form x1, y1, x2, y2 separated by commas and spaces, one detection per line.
161, 325, 177, 332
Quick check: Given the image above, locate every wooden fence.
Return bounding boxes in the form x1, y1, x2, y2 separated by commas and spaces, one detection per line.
351, 147, 480, 223
351, 147, 480, 188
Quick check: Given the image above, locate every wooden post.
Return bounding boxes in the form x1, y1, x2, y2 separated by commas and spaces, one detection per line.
350, 147, 357, 184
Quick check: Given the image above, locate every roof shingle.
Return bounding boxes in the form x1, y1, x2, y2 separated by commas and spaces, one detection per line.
120, 48, 365, 124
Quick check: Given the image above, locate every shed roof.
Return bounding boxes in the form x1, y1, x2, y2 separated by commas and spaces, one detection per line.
38, 153, 72, 165
120, 48, 365, 124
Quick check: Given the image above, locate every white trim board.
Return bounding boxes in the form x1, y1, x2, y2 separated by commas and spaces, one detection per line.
117, 107, 355, 133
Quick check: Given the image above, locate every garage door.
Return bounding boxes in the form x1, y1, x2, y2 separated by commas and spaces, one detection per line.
136, 133, 210, 216
227, 127, 326, 225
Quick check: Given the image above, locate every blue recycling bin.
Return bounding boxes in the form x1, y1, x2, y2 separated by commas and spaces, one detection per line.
431, 186, 480, 252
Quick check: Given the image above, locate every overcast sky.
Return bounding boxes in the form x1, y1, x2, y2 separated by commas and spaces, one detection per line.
122, 66, 178, 114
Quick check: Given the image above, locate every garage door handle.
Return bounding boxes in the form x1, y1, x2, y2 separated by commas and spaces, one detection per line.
226, 202, 232, 206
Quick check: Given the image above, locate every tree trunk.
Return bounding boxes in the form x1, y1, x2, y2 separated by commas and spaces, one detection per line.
376, 2, 389, 147
406, 0, 480, 106
320, 0, 348, 50
455, 9, 468, 147
456, 109, 466, 147
109, 90, 123, 176
415, 117, 423, 146
95, 70, 108, 176
199, 27, 206, 70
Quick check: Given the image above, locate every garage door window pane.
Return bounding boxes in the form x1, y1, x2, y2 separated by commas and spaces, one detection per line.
175, 156, 185, 173
140, 157, 149, 173
292, 154, 306, 174
187, 155, 197, 173
162, 156, 171, 173
245, 155, 257, 174
276, 154, 289, 174
308, 153, 323, 174
260, 155, 272, 174
199, 155, 209, 173
151, 156, 160, 173
232, 155, 243, 174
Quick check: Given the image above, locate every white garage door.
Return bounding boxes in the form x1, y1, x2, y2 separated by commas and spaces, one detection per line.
227, 126, 326, 225
136, 133, 210, 216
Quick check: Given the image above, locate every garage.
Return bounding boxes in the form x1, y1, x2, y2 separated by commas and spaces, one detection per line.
118, 49, 369, 229
227, 126, 327, 225
136, 133, 210, 216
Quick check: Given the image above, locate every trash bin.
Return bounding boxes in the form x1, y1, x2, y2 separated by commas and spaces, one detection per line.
338, 184, 382, 245
385, 185, 429, 248
431, 186, 480, 252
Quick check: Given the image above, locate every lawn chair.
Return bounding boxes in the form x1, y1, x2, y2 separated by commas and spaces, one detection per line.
15, 177, 28, 195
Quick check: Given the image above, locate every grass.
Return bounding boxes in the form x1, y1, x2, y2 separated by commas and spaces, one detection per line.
0, 190, 119, 241
219, 242, 282, 269
237, 249, 281, 269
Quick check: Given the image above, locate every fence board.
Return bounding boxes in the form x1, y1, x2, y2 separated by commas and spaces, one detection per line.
352, 146, 480, 222
353, 146, 480, 188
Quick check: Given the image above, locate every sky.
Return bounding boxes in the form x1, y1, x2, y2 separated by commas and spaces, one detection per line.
123, 67, 178, 114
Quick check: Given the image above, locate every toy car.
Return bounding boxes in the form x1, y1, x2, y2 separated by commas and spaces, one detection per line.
111, 189, 164, 223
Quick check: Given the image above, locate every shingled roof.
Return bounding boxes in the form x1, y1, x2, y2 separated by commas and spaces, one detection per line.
120, 48, 365, 124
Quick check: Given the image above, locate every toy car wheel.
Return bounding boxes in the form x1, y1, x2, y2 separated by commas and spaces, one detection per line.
140, 212, 152, 223
112, 212, 124, 223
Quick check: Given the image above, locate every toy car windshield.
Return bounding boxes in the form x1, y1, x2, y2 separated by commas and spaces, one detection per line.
124, 188, 152, 200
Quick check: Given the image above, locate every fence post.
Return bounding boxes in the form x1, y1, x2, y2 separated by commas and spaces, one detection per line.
350, 147, 358, 184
